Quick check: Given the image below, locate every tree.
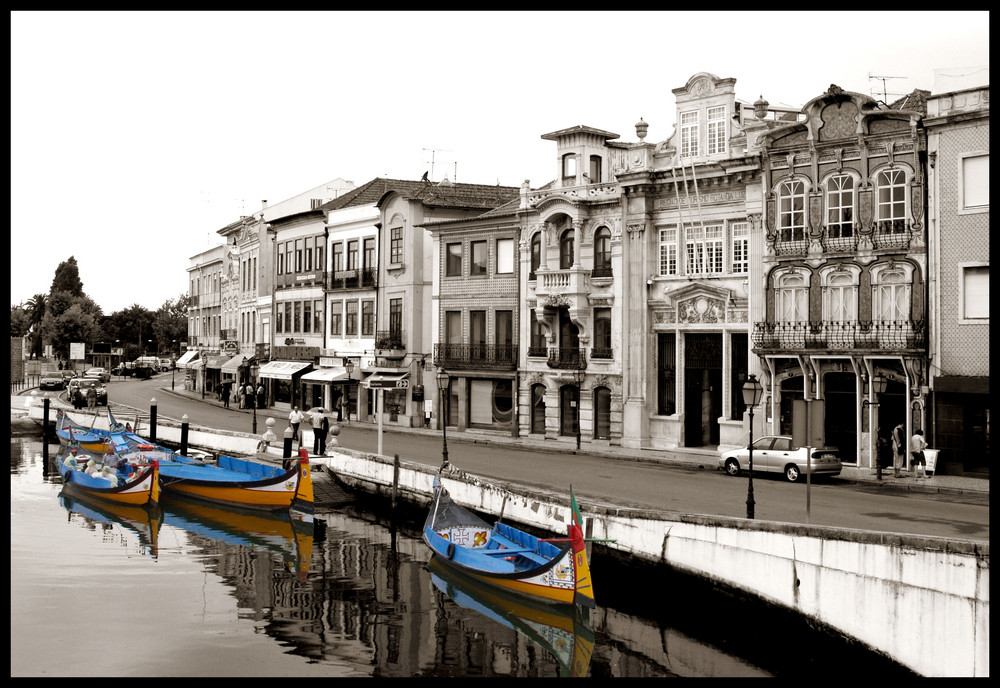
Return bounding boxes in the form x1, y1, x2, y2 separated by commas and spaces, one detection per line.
40, 298, 101, 360
24, 293, 47, 358
50, 257, 85, 297
10, 304, 30, 337
152, 294, 189, 355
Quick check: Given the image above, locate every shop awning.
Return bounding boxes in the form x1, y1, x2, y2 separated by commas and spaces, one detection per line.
363, 371, 410, 389
220, 355, 247, 374
175, 350, 201, 369
257, 360, 313, 381
301, 367, 350, 384
205, 355, 232, 370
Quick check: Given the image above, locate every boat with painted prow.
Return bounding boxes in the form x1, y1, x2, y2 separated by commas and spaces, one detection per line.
57, 446, 160, 508
423, 474, 595, 608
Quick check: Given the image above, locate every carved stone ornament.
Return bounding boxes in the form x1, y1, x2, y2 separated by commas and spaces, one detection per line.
910, 184, 923, 229
626, 223, 645, 236
543, 294, 570, 309
678, 296, 724, 324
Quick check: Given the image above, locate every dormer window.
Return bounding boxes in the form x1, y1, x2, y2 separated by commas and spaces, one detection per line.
707, 105, 726, 155
680, 111, 699, 158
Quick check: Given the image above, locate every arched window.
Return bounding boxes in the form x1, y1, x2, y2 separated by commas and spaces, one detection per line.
593, 387, 611, 439
826, 175, 855, 238
593, 226, 611, 276
529, 232, 541, 280
822, 270, 857, 322
876, 169, 907, 223
559, 229, 575, 269
530, 384, 546, 435
873, 266, 910, 322
777, 180, 806, 242
776, 271, 808, 323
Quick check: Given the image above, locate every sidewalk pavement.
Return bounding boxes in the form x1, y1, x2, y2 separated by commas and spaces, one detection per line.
149, 385, 987, 498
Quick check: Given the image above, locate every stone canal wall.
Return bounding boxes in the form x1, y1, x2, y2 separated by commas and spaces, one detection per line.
320, 448, 989, 678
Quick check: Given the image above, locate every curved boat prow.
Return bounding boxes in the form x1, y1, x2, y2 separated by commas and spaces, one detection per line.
149, 459, 160, 509
291, 457, 314, 517
569, 488, 596, 608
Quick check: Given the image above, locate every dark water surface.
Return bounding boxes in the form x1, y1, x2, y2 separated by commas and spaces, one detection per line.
11, 435, 911, 677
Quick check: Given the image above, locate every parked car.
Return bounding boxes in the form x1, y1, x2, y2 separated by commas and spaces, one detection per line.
83, 367, 111, 383
68, 378, 108, 407
61, 370, 78, 385
719, 436, 842, 482
40, 370, 67, 391
159, 357, 173, 372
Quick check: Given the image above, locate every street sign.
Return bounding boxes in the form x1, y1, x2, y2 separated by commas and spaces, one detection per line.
366, 378, 409, 389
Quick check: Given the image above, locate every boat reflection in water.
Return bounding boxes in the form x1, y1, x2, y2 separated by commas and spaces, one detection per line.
428, 556, 595, 677
159, 497, 314, 583
58, 491, 162, 560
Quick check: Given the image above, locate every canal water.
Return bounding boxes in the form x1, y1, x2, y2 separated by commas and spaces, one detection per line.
11, 434, 913, 677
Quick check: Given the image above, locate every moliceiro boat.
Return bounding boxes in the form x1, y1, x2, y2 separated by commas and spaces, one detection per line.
57, 446, 160, 508
423, 474, 595, 608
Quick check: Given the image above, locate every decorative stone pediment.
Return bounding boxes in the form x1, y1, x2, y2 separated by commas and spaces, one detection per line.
665, 282, 741, 325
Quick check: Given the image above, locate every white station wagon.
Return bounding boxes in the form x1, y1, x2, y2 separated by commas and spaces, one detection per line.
719, 436, 842, 482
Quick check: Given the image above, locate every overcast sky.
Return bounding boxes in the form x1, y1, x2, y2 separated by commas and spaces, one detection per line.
10, 10, 989, 314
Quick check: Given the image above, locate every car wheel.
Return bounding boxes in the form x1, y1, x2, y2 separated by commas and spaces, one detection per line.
785, 464, 801, 482
724, 458, 741, 476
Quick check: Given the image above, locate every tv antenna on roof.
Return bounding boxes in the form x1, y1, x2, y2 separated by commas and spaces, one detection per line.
423, 148, 452, 182
868, 73, 907, 103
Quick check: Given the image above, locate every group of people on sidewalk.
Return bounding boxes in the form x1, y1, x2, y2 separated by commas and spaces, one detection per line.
221, 381, 264, 410
287, 405, 335, 456
890, 423, 928, 478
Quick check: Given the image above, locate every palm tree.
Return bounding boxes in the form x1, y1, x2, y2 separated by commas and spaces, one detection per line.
25, 293, 47, 359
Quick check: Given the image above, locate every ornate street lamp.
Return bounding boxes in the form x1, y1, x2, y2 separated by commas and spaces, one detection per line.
344, 358, 355, 423
862, 372, 889, 480
742, 374, 764, 519
436, 367, 450, 469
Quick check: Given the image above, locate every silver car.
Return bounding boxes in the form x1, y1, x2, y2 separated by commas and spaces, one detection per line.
719, 435, 842, 482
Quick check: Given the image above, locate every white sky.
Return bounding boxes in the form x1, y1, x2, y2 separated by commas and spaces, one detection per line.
10, 10, 989, 314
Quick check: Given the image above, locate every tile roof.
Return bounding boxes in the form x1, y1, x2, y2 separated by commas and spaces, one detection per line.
319, 177, 519, 212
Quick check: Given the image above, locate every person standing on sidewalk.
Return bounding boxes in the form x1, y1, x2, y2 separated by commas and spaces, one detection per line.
310, 407, 328, 455
891, 423, 906, 477
239, 384, 246, 409
289, 406, 304, 447
245, 382, 255, 410
256, 382, 264, 410
910, 429, 928, 477
222, 382, 231, 408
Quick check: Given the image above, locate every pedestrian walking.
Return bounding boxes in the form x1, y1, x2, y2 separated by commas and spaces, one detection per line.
288, 406, 304, 446
85, 385, 97, 410
311, 407, 328, 455
256, 383, 264, 410
333, 392, 343, 422
239, 384, 246, 409
910, 429, 928, 477
222, 382, 231, 408
891, 423, 906, 478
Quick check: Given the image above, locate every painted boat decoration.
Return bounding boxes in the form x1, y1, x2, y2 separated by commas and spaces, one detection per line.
161, 496, 314, 582
428, 556, 595, 677
57, 445, 160, 508
157, 454, 315, 515
54, 408, 157, 455
423, 474, 595, 608
58, 490, 162, 560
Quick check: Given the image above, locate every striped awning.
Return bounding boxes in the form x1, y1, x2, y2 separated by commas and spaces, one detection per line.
257, 360, 312, 381
300, 367, 349, 384
175, 350, 201, 369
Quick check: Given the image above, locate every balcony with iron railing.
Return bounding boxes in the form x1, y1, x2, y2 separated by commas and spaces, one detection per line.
590, 347, 614, 360
872, 220, 914, 250
374, 330, 405, 360
547, 347, 587, 370
752, 320, 927, 352
329, 267, 377, 291
434, 344, 518, 370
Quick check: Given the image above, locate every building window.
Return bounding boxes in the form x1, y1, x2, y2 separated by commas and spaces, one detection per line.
347, 240, 359, 271
293, 301, 301, 332
823, 270, 857, 322
594, 227, 611, 275
363, 237, 375, 268
303, 300, 312, 333
390, 226, 403, 264
295, 239, 303, 272
314, 238, 324, 274
562, 153, 576, 179
776, 272, 809, 323
277, 247, 283, 276
529, 309, 545, 354
305, 244, 312, 272
778, 180, 806, 241
876, 169, 906, 222
446, 242, 462, 276
285, 243, 293, 276
332, 242, 343, 273
593, 387, 611, 439
330, 301, 342, 336
470, 240, 487, 275
686, 224, 723, 275
589, 155, 602, 184
495, 310, 512, 349
531, 383, 546, 434
680, 110, 699, 158
962, 265, 989, 320
470, 310, 486, 357
446, 311, 461, 345
313, 300, 323, 333
827, 174, 855, 237
276, 307, 283, 334
496, 238, 513, 274
530, 233, 541, 279
707, 105, 726, 155
960, 153, 989, 212
659, 227, 678, 276
730, 333, 748, 420
345, 300, 358, 336
559, 230, 574, 269
731, 222, 748, 274
389, 298, 402, 338
593, 308, 611, 357
284, 302, 292, 334
657, 333, 676, 415
361, 299, 374, 336
873, 266, 910, 321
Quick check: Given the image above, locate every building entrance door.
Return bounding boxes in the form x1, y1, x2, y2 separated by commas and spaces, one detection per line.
684, 333, 722, 447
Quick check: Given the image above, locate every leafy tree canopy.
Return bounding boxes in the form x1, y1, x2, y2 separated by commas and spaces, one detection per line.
50, 256, 85, 297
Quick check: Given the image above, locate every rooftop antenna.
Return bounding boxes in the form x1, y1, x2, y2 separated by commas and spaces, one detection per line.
868, 73, 907, 103
423, 148, 452, 181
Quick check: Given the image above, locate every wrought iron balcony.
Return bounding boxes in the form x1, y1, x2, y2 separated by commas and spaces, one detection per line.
872, 220, 913, 250
527, 346, 547, 357
752, 320, 926, 352
434, 344, 518, 370
820, 226, 860, 253
590, 347, 614, 360
547, 347, 587, 370
329, 267, 377, 291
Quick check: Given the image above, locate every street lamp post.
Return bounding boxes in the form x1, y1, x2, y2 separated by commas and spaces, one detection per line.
171, 340, 177, 390
436, 367, 450, 469
573, 369, 584, 450
250, 361, 259, 434
344, 358, 355, 423
862, 372, 889, 481
742, 374, 764, 519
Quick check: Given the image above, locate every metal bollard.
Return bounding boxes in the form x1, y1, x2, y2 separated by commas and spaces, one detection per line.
283, 427, 293, 459
149, 398, 157, 442
180, 414, 189, 456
